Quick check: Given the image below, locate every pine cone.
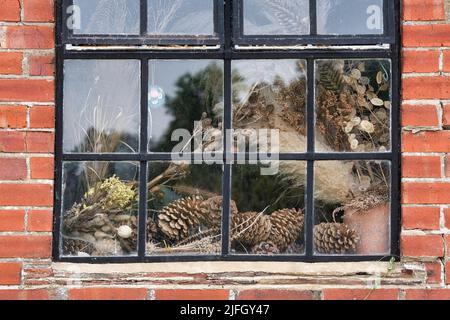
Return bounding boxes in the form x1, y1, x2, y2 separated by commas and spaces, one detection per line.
157, 196, 205, 241
200, 196, 238, 228
251, 241, 280, 255
314, 222, 359, 254
231, 212, 272, 247
62, 237, 95, 256
269, 208, 304, 251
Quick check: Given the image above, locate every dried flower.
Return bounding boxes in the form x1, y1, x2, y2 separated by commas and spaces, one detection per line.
359, 120, 375, 134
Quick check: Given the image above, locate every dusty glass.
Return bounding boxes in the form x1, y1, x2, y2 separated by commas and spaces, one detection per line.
314, 160, 391, 255
146, 162, 223, 255
72, 0, 140, 35
231, 162, 306, 255
63, 60, 140, 153
317, 0, 384, 35
315, 59, 391, 153
61, 161, 139, 257
148, 0, 215, 35
148, 60, 224, 153
232, 60, 307, 153
243, 0, 310, 35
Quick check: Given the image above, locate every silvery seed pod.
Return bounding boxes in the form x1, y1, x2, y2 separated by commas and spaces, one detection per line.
117, 225, 133, 239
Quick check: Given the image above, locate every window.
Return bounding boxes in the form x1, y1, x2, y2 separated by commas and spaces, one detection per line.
54, 0, 400, 262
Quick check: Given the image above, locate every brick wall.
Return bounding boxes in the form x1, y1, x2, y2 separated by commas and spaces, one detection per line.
0, 0, 450, 300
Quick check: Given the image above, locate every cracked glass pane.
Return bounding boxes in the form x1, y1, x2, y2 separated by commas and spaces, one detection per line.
243, 0, 310, 35
147, 0, 215, 35
317, 0, 384, 35
63, 60, 140, 153
73, 0, 140, 35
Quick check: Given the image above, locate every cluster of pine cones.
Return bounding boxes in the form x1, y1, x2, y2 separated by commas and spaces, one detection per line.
157, 196, 305, 254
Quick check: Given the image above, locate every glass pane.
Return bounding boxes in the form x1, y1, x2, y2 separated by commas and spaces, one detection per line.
61, 161, 139, 257
232, 60, 307, 153
148, 60, 224, 153
315, 59, 391, 153
63, 60, 140, 153
147, 162, 223, 255
243, 0, 310, 35
148, 0, 214, 35
72, 0, 140, 35
314, 160, 390, 255
231, 161, 306, 255
317, 0, 384, 35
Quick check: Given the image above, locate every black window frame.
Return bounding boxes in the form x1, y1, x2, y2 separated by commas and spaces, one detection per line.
53, 0, 401, 263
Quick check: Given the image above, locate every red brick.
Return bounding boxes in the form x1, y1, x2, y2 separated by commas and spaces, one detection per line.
403, 182, 450, 204
402, 156, 441, 178
403, 25, 450, 47
26, 132, 54, 153
403, 0, 446, 21
0, 158, 27, 180
0, 236, 51, 258
69, 288, 148, 300
405, 289, 450, 300
0, 210, 24, 232
402, 206, 441, 230
0, 184, 53, 206
403, 77, 450, 100
0, 0, 21, 21
28, 55, 55, 76
155, 290, 229, 300
0, 79, 54, 102
0, 105, 27, 128
444, 51, 450, 72
446, 261, 450, 284
323, 289, 399, 300
0, 290, 49, 300
403, 131, 450, 153
3, 26, 54, 49
444, 208, 450, 229
28, 210, 53, 232
401, 104, 439, 127
401, 235, 444, 257
442, 104, 450, 127
425, 261, 442, 284
237, 290, 315, 300
0, 263, 21, 285
29, 106, 55, 128
402, 51, 440, 73
23, 0, 55, 22
30, 157, 54, 179
0, 131, 26, 152
0, 52, 23, 75
445, 235, 450, 255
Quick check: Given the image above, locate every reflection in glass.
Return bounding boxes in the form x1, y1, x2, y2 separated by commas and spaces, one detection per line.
243, 0, 310, 35
63, 60, 140, 153
314, 160, 390, 255
73, 0, 140, 35
317, 0, 384, 35
148, 0, 214, 35
148, 60, 224, 153
315, 59, 391, 152
61, 161, 139, 257
231, 162, 306, 255
232, 60, 307, 153
147, 162, 223, 255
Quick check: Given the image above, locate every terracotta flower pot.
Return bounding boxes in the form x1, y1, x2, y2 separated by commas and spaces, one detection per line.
343, 203, 390, 255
